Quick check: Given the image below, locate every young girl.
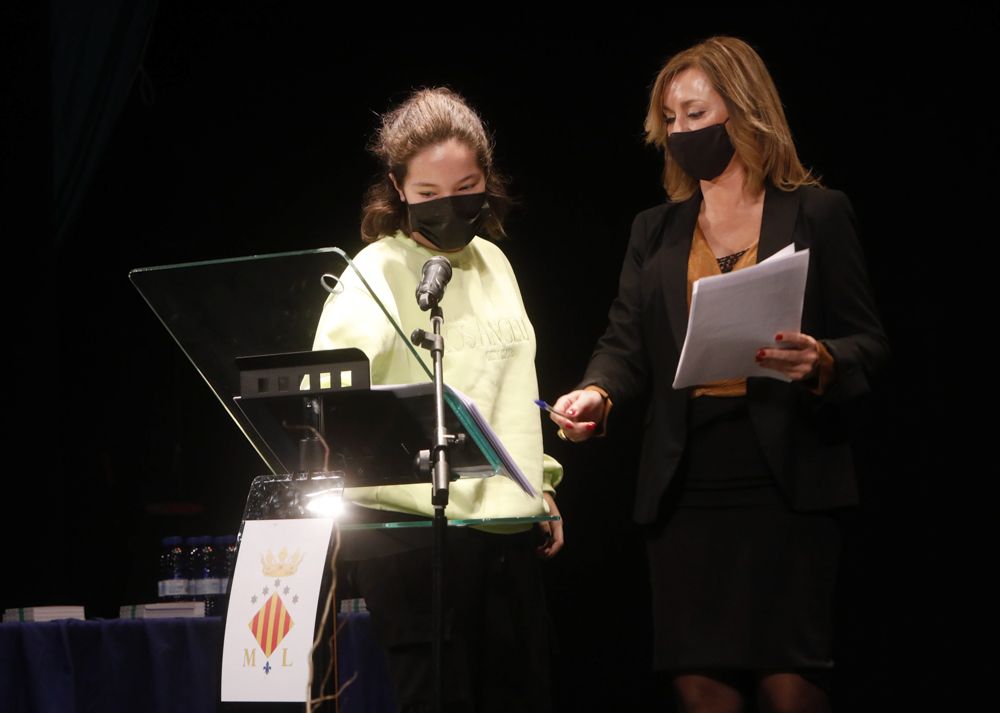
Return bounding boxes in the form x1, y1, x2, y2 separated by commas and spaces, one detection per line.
314, 87, 562, 713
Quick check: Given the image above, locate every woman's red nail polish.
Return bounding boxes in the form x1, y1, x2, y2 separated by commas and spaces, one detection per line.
587, 423, 596, 430
757, 349, 765, 359
775, 334, 783, 341
564, 423, 573, 429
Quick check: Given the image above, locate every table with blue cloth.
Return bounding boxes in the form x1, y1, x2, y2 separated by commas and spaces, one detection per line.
0, 613, 394, 713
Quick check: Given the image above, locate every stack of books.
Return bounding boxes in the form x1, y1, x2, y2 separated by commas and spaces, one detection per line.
119, 601, 206, 619
3, 605, 86, 622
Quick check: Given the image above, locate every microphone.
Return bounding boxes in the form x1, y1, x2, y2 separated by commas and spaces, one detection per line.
415, 256, 452, 311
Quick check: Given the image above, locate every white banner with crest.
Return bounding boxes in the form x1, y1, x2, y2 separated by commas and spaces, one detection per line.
221, 518, 334, 702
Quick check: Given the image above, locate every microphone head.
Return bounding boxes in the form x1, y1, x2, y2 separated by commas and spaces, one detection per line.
416, 256, 453, 311
424, 255, 452, 279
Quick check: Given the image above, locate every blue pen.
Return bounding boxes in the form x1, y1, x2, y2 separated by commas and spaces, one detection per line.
534, 399, 571, 419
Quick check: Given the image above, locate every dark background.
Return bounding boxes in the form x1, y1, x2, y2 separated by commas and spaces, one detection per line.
5, 5, 994, 711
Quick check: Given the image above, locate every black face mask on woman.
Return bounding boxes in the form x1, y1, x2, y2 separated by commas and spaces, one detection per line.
407, 193, 490, 251
666, 121, 735, 181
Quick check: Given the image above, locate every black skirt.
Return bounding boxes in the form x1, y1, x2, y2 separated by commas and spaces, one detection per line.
646, 396, 842, 673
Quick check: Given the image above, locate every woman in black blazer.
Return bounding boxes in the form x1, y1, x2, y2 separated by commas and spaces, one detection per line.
551, 37, 888, 713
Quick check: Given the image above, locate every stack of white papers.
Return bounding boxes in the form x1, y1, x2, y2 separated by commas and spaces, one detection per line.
443, 385, 536, 497
674, 246, 809, 389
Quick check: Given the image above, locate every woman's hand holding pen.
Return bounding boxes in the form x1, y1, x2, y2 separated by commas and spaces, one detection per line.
548, 390, 605, 443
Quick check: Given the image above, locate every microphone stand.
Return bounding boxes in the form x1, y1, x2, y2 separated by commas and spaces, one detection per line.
411, 304, 457, 713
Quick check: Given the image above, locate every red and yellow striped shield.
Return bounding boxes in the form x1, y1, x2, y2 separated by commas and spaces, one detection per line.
248, 593, 295, 658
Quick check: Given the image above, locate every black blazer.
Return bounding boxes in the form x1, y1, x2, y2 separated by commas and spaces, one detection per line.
581, 183, 889, 524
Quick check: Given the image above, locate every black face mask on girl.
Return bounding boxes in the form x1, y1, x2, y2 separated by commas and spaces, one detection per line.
666, 121, 735, 181
407, 193, 490, 251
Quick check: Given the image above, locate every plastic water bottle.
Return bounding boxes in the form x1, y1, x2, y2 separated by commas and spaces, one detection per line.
214, 534, 238, 614
158, 536, 189, 601
185, 535, 206, 604
188, 535, 221, 613
200, 536, 223, 614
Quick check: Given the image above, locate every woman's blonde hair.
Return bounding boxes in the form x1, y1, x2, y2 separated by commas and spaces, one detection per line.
644, 36, 820, 201
360, 87, 510, 242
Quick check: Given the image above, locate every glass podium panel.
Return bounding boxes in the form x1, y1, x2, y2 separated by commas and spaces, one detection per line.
130, 248, 353, 477
130, 247, 550, 515
241, 473, 556, 529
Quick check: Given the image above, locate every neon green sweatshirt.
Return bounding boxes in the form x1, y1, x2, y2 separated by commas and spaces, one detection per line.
313, 231, 562, 523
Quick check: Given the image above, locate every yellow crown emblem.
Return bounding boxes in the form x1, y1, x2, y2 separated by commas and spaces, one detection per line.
260, 546, 303, 577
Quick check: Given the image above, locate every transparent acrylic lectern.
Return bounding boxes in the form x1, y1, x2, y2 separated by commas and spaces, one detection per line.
128, 247, 554, 532
130, 247, 557, 709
